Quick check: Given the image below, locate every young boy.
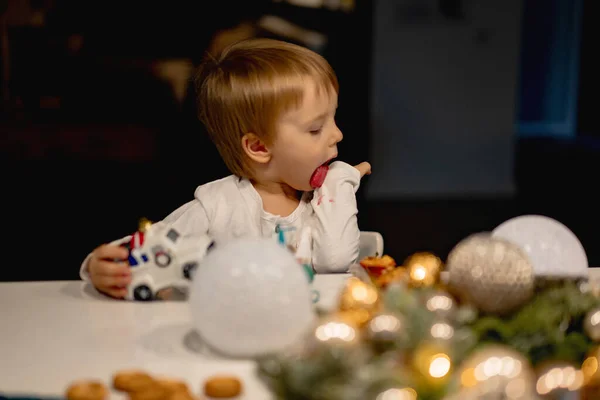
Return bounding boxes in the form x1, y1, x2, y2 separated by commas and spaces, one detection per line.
82, 38, 371, 299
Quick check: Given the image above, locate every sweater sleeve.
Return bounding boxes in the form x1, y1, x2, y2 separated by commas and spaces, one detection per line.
79, 199, 210, 281
309, 161, 361, 273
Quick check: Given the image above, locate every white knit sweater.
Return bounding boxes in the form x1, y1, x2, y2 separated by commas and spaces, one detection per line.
80, 161, 362, 279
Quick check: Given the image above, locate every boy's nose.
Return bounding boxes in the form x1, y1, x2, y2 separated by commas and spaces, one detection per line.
331, 126, 343, 145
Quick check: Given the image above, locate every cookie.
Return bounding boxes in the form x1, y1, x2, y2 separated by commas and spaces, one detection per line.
156, 377, 190, 394
168, 390, 197, 400
128, 384, 170, 400
203, 375, 242, 398
66, 380, 108, 400
113, 369, 156, 392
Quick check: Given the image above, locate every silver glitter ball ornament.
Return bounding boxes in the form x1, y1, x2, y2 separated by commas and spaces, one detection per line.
446, 233, 534, 315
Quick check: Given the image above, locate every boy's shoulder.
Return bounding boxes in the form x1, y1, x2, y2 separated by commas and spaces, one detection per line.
193, 175, 257, 222
194, 175, 242, 199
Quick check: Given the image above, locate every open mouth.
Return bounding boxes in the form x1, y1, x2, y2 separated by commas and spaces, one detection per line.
309, 158, 335, 189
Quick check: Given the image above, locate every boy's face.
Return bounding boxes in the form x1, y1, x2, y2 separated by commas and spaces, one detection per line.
269, 81, 342, 192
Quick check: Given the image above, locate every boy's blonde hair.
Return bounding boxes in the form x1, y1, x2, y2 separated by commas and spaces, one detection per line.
195, 38, 339, 179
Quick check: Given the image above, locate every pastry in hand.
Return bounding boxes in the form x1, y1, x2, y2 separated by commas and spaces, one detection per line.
359, 255, 396, 276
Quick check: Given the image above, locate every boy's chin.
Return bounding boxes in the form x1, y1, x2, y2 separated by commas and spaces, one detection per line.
296, 183, 315, 192
289, 181, 314, 193
279, 179, 312, 193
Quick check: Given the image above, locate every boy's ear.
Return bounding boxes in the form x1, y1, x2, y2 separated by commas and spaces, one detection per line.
241, 133, 271, 164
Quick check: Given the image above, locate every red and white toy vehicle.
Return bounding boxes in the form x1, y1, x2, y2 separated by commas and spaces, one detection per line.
122, 219, 215, 301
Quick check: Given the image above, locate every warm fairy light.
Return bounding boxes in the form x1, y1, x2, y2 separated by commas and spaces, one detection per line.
536, 365, 583, 395
590, 310, 600, 326
375, 387, 417, 400
350, 284, 378, 305
370, 314, 402, 333
582, 355, 599, 383
410, 265, 427, 281
339, 277, 380, 313
426, 295, 453, 313
471, 356, 522, 382
430, 322, 454, 340
315, 321, 356, 343
429, 353, 451, 378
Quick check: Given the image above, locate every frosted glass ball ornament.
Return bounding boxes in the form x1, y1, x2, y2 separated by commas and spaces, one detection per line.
189, 237, 316, 358
492, 214, 588, 278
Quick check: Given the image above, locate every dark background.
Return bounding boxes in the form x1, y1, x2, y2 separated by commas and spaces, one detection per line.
1, 0, 598, 281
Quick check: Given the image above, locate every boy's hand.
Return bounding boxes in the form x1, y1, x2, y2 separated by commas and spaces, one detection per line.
89, 244, 132, 299
354, 162, 372, 178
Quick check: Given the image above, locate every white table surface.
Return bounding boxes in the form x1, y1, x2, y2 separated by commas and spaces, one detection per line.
2, 270, 599, 399
0, 274, 351, 399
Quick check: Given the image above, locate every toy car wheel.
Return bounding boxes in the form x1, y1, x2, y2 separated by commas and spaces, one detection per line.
155, 251, 171, 267
183, 262, 198, 280
133, 284, 154, 301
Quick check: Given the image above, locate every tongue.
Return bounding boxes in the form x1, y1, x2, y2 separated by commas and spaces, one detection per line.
310, 164, 329, 188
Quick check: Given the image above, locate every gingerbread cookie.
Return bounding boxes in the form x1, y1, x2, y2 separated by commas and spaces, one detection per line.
203, 375, 242, 398
66, 380, 108, 400
156, 377, 190, 394
113, 369, 156, 392
127, 384, 170, 400
168, 390, 197, 400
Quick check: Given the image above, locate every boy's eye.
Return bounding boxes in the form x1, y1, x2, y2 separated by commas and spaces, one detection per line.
309, 127, 323, 134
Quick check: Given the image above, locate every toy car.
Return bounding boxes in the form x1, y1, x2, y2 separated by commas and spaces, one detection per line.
122, 220, 215, 301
